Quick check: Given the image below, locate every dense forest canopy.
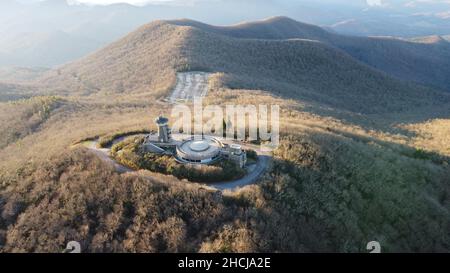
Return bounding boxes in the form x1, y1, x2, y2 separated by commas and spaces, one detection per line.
0, 17, 449, 253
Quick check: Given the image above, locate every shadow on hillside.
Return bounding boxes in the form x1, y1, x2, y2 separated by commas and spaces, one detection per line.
299, 100, 450, 137
221, 79, 450, 137
232, 129, 450, 252
322, 127, 450, 165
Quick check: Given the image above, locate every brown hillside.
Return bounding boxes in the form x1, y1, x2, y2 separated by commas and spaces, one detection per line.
37, 19, 450, 114
167, 16, 331, 41
37, 21, 189, 98
0, 82, 36, 102
1, 18, 450, 253
169, 16, 450, 92
180, 27, 448, 114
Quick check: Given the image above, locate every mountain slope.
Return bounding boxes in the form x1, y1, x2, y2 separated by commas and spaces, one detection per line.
169, 17, 450, 92
181, 27, 448, 114
0, 31, 101, 67
167, 17, 331, 41
0, 82, 35, 102
2, 18, 450, 254
38, 21, 188, 98
38, 19, 449, 114
40, 21, 448, 113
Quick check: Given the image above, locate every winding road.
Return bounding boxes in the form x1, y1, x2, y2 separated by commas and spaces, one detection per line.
168, 72, 211, 103
209, 154, 271, 190
85, 141, 133, 174
82, 138, 271, 191
80, 71, 271, 191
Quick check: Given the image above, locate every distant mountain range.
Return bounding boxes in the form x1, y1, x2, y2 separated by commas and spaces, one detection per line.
1, 12, 450, 254
1, 0, 450, 67
168, 17, 450, 92
36, 17, 450, 115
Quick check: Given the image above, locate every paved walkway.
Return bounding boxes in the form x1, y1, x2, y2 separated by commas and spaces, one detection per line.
80, 72, 271, 191
209, 154, 271, 191
168, 72, 211, 103
82, 138, 271, 191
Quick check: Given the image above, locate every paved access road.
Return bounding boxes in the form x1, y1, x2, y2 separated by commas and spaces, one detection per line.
168, 72, 211, 103
84, 141, 133, 173
210, 154, 271, 191
80, 71, 272, 191
82, 139, 271, 191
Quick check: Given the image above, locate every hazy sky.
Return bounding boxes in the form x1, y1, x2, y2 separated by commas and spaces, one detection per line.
69, 0, 450, 6
70, 0, 369, 6
69, 0, 195, 5
2, 0, 449, 67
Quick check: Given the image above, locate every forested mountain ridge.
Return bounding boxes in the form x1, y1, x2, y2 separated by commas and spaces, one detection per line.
168, 16, 450, 92
35, 19, 450, 115
0, 17, 449, 253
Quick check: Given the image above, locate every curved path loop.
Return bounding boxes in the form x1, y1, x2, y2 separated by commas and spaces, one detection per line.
81, 71, 272, 191
209, 154, 271, 191
82, 138, 271, 191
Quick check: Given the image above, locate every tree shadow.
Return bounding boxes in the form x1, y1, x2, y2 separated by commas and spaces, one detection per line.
226, 129, 450, 252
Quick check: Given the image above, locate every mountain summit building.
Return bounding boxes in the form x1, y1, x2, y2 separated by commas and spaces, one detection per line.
155, 116, 171, 143
144, 116, 247, 168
